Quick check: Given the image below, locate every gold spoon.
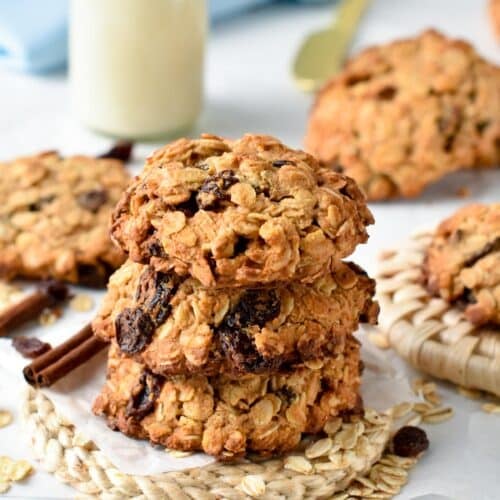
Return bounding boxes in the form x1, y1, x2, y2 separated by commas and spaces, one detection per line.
292, 0, 370, 92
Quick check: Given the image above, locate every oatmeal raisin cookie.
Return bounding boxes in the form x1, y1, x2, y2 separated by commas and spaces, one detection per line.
111, 134, 373, 287
0, 151, 129, 286
93, 259, 378, 375
424, 203, 500, 325
93, 338, 362, 460
305, 30, 500, 200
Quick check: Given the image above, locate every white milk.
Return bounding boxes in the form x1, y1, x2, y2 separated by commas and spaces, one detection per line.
69, 0, 206, 139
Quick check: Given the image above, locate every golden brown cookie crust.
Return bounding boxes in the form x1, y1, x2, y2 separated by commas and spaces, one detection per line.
0, 151, 130, 286
93, 259, 378, 376
93, 339, 362, 460
111, 134, 373, 287
424, 203, 500, 325
305, 30, 500, 200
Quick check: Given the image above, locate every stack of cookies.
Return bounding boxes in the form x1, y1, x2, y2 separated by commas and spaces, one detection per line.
92, 134, 379, 460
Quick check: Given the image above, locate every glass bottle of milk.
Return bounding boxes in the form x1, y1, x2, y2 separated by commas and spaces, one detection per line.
70, 0, 206, 139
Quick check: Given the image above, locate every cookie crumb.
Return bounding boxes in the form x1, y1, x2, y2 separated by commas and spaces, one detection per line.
70, 294, 94, 312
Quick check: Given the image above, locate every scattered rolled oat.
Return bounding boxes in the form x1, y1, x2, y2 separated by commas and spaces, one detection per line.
413, 402, 434, 414
457, 386, 483, 400
167, 449, 193, 458
324, 417, 342, 435
334, 423, 363, 449
0, 481, 9, 493
379, 250, 397, 260
422, 406, 454, 424
391, 402, 413, 419
368, 459, 409, 496
0, 411, 12, 428
404, 414, 422, 427
38, 308, 60, 326
412, 378, 428, 396
423, 391, 442, 406
69, 294, 94, 313
0, 282, 24, 310
421, 382, 437, 396
239, 475, 266, 497
305, 437, 333, 459
284, 455, 313, 474
361, 452, 418, 499
0, 456, 33, 489
330, 493, 348, 500
368, 331, 390, 349
392, 426, 429, 457
481, 403, 500, 414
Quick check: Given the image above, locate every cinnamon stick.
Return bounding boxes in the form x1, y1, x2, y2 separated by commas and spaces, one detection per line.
23, 323, 107, 388
0, 291, 52, 336
0, 280, 70, 337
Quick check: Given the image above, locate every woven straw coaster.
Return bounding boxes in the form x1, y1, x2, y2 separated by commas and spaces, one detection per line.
374, 230, 500, 397
21, 387, 423, 499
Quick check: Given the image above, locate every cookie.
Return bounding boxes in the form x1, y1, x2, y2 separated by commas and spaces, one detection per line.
0, 151, 130, 286
424, 203, 500, 325
305, 30, 500, 200
93, 338, 362, 460
491, 0, 500, 39
110, 134, 373, 287
93, 259, 378, 375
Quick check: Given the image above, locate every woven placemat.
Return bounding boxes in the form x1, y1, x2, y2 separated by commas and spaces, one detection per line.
21, 387, 421, 500
374, 230, 500, 397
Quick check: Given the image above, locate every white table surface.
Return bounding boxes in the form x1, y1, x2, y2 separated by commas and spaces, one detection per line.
0, 0, 499, 498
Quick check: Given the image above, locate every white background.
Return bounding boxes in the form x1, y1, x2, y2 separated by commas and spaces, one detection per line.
0, 0, 499, 498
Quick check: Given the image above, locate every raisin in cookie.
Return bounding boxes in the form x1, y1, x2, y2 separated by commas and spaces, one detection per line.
111, 134, 373, 287
305, 30, 500, 200
0, 151, 130, 286
92, 259, 378, 376
93, 338, 362, 460
424, 203, 500, 325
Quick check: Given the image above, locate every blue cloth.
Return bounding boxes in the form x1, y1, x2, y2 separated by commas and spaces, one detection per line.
0, 0, 68, 72
210, 0, 272, 21
0, 0, 329, 73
